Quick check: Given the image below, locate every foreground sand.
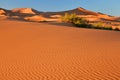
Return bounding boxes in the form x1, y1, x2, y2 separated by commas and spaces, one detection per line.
0, 20, 120, 80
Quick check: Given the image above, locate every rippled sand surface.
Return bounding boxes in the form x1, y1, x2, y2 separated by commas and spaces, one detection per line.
0, 20, 120, 80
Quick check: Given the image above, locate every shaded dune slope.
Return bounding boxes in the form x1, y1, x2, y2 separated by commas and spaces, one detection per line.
0, 20, 120, 80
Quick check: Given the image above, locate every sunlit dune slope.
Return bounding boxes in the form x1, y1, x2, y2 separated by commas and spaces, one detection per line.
0, 20, 120, 80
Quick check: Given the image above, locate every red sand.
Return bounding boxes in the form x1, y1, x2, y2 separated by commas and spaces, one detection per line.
0, 20, 120, 80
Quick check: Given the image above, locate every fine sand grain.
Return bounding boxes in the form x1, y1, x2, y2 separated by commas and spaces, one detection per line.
0, 20, 120, 80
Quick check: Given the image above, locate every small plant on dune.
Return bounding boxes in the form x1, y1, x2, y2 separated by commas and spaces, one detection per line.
104, 26, 113, 30
114, 27, 120, 31
39, 20, 47, 22
73, 18, 90, 28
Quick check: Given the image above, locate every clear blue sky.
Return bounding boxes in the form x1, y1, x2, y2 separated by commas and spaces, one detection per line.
0, 0, 120, 16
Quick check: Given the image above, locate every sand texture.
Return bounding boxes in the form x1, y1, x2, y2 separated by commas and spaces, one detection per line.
0, 20, 120, 80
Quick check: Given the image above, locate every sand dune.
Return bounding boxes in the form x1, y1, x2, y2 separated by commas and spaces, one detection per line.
0, 20, 120, 80
0, 9, 6, 15
24, 15, 47, 22
11, 8, 41, 14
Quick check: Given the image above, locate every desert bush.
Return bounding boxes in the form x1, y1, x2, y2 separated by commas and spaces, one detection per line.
61, 13, 120, 31
104, 26, 113, 30
94, 22, 104, 27
92, 22, 104, 29
92, 22, 113, 30
61, 13, 78, 23
39, 20, 47, 22
73, 18, 91, 28
61, 13, 90, 28
114, 27, 120, 31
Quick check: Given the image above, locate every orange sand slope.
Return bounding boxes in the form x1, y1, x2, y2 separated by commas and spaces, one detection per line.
0, 20, 120, 80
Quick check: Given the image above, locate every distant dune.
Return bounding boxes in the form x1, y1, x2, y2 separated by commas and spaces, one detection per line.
0, 7, 120, 22
0, 9, 6, 15
11, 8, 42, 14
0, 20, 120, 80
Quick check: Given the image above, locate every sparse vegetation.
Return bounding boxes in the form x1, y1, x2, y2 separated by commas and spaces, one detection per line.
61, 13, 78, 23
114, 27, 120, 31
104, 27, 113, 30
61, 13, 120, 31
92, 22, 113, 30
39, 20, 47, 22
61, 13, 90, 28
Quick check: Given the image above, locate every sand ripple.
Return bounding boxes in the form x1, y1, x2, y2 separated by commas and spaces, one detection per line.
0, 20, 120, 80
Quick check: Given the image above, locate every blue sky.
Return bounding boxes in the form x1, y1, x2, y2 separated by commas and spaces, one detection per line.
0, 0, 120, 16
